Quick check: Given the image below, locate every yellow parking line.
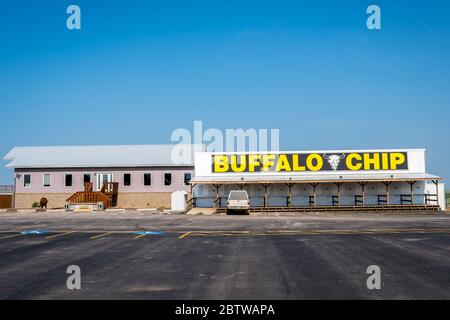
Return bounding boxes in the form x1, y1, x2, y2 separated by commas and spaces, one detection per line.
134, 234, 146, 239
90, 231, 115, 239
178, 231, 192, 239
45, 231, 76, 239
0, 233, 26, 240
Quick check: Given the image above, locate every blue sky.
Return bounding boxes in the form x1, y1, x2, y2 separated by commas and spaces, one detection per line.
0, 0, 449, 184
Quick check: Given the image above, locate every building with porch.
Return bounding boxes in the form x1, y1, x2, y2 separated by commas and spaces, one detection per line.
190, 149, 446, 212
4, 145, 200, 209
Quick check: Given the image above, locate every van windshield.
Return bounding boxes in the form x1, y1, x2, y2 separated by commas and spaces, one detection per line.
229, 191, 248, 200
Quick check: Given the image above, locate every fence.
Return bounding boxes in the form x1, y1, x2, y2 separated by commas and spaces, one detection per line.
0, 195, 12, 209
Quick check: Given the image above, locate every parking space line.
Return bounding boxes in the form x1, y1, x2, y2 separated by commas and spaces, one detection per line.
184, 228, 450, 238
90, 231, 116, 239
45, 231, 76, 239
1, 228, 447, 241
178, 231, 192, 239
0, 233, 26, 240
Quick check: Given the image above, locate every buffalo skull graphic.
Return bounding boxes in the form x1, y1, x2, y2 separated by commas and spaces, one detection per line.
323, 153, 346, 171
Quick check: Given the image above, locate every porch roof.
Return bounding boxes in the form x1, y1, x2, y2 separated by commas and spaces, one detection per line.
190, 172, 442, 184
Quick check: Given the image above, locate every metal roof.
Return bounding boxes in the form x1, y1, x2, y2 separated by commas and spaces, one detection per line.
4, 144, 203, 168
190, 172, 442, 184
198, 148, 426, 155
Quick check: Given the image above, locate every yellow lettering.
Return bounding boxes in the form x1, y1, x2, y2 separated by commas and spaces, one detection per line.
363, 153, 380, 170
381, 153, 389, 170
214, 155, 229, 173
248, 154, 261, 172
276, 154, 291, 172
306, 154, 323, 171
292, 154, 305, 171
230, 155, 246, 172
261, 154, 276, 172
390, 152, 406, 170
346, 153, 362, 170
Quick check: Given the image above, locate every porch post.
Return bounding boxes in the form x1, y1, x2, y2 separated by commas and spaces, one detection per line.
309, 183, 319, 207
358, 181, 368, 206
213, 184, 222, 208
432, 180, 439, 207
334, 182, 343, 207
383, 181, 392, 205
261, 183, 270, 208
407, 181, 416, 205
286, 183, 294, 207
237, 183, 246, 190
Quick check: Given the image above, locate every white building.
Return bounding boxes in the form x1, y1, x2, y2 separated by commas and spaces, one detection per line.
190, 149, 445, 212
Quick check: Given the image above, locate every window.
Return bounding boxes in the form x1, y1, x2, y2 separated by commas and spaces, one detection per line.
84, 174, 91, 183
24, 174, 31, 188
124, 173, 131, 186
43, 174, 51, 187
184, 173, 192, 185
164, 173, 172, 186
229, 190, 249, 201
65, 174, 73, 187
144, 173, 151, 186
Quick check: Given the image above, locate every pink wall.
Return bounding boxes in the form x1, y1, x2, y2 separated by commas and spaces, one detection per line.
15, 167, 193, 193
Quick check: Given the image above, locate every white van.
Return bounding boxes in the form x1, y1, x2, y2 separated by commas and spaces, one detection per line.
227, 190, 250, 215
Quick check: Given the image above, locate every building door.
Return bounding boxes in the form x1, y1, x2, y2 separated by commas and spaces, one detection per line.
97, 173, 113, 191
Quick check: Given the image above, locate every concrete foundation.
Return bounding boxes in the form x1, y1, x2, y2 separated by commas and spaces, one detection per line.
116, 192, 172, 209
14, 193, 72, 209
14, 192, 177, 209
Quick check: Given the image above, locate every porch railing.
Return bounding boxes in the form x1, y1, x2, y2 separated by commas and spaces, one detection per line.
190, 194, 440, 209
66, 182, 118, 209
186, 197, 196, 212
66, 191, 112, 208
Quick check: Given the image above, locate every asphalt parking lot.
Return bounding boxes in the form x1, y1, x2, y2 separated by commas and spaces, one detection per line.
0, 211, 449, 299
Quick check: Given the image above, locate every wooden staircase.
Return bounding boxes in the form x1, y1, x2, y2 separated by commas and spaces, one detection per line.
100, 182, 119, 207
66, 182, 119, 209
